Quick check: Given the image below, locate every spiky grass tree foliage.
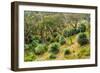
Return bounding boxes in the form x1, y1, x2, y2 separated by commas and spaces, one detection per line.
46, 36, 52, 42
63, 28, 79, 37
59, 36, 66, 45
49, 42, 60, 54
63, 29, 71, 37
77, 24, 86, 32
77, 33, 89, 46
64, 48, 71, 55
53, 32, 59, 38
34, 44, 48, 55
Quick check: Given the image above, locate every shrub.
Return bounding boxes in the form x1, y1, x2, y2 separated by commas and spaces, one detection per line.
63, 24, 86, 37
24, 52, 36, 61
50, 34, 59, 43
74, 28, 80, 34
68, 28, 80, 35
55, 35, 60, 42
49, 42, 60, 54
31, 40, 39, 48
64, 48, 71, 55
46, 36, 52, 42
34, 44, 48, 55
24, 44, 30, 49
63, 28, 78, 37
25, 40, 40, 52
77, 46, 90, 58
63, 29, 71, 37
75, 28, 80, 34
70, 28, 77, 35
25, 34, 33, 44
77, 33, 89, 46
52, 32, 58, 38
32, 35, 40, 40
26, 35, 40, 48
59, 36, 66, 45
50, 38, 55, 43
24, 44, 33, 51
77, 24, 86, 32
49, 54, 56, 59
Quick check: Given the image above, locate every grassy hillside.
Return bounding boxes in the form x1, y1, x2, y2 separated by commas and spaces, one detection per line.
24, 11, 90, 62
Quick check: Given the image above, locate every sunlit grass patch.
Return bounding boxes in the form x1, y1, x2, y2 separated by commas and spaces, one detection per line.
77, 44, 90, 59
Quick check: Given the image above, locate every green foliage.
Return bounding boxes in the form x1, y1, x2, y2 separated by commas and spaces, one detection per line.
25, 36, 40, 51
32, 35, 40, 41
77, 33, 89, 45
24, 44, 30, 49
63, 29, 70, 37
25, 35, 40, 48
63, 24, 86, 38
24, 11, 90, 61
34, 44, 48, 55
55, 35, 60, 42
49, 54, 56, 59
77, 24, 86, 32
46, 36, 52, 42
31, 40, 39, 48
24, 52, 36, 61
70, 28, 79, 35
77, 45, 90, 58
59, 36, 66, 45
24, 44, 33, 51
63, 28, 78, 37
53, 32, 58, 38
64, 48, 71, 55
24, 35, 33, 44
49, 42, 60, 54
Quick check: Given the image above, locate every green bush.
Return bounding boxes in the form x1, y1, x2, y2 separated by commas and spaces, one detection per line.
32, 35, 41, 43
77, 46, 90, 58
46, 36, 52, 42
49, 54, 56, 59
31, 40, 39, 48
77, 24, 86, 32
74, 28, 80, 34
50, 34, 59, 43
64, 48, 71, 55
49, 42, 60, 54
63, 28, 78, 37
59, 36, 66, 45
55, 35, 60, 42
24, 52, 36, 61
24, 44, 33, 51
25, 35, 40, 49
53, 32, 58, 38
25, 35, 33, 44
77, 33, 89, 45
63, 29, 71, 37
63, 24, 86, 37
50, 39, 55, 43
70, 28, 77, 35
25, 40, 39, 52
32, 35, 40, 40
24, 44, 30, 49
34, 44, 48, 55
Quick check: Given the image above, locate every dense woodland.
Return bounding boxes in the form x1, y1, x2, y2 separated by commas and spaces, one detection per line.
24, 11, 90, 61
